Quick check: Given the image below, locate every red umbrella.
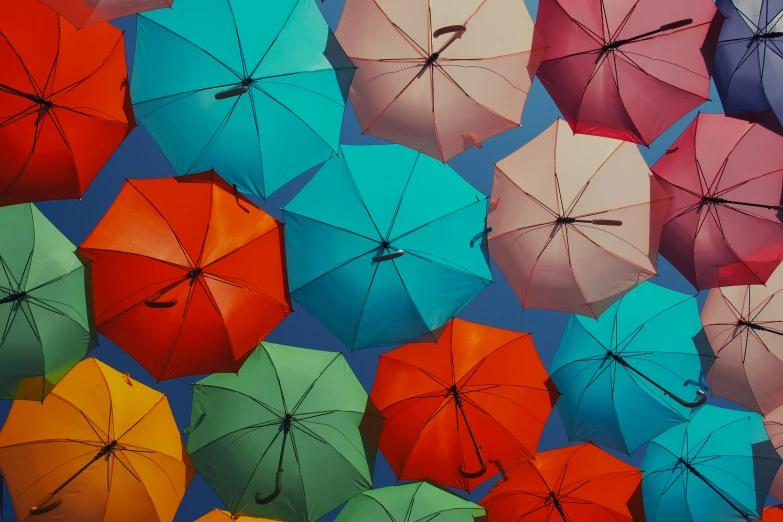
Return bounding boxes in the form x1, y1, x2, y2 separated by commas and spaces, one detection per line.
652, 113, 783, 290
535, 0, 721, 145
80, 171, 292, 380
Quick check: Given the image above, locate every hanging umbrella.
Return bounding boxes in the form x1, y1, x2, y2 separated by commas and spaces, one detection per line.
0, 0, 134, 207
0, 203, 96, 401
763, 403, 783, 503
713, 0, 783, 124
39, 0, 173, 28
195, 509, 275, 522
334, 0, 546, 162
335, 481, 486, 522
370, 318, 559, 492
479, 443, 644, 522
652, 112, 783, 290
131, 0, 354, 200
550, 282, 714, 454
187, 342, 383, 522
535, 0, 721, 145
283, 144, 492, 349
701, 263, 783, 415
487, 119, 670, 318
643, 405, 781, 522
0, 357, 194, 522
765, 506, 783, 521
79, 171, 291, 381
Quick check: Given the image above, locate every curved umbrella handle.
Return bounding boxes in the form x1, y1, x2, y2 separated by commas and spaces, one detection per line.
255, 471, 283, 505
29, 495, 63, 516
215, 86, 249, 100
459, 446, 488, 479
433, 25, 467, 38
666, 387, 707, 408
144, 298, 178, 308
373, 250, 404, 263
470, 228, 492, 248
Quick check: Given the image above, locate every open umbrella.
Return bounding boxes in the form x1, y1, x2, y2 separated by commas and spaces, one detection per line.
479, 443, 644, 522
39, 0, 173, 28
0, 357, 194, 522
535, 0, 721, 145
195, 510, 275, 522
652, 112, 783, 290
79, 171, 291, 381
335, 481, 486, 522
0, 0, 134, 207
765, 506, 783, 521
643, 405, 781, 522
371, 318, 559, 492
0, 203, 96, 401
713, 0, 783, 124
763, 403, 783, 502
334, 0, 545, 162
550, 282, 714, 454
702, 263, 783, 415
187, 342, 383, 522
487, 119, 670, 318
283, 144, 492, 349
131, 0, 354, 200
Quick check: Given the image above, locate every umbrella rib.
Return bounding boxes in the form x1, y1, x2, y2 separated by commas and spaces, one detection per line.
402, 249, 492, 282
464, 388, 549, 430
223, 0, 248, 78
368, 0, 428, 58
202, 273, 290, 313
114, 396, 168, 442
184, 94, 242, 176
437, 62, 530, 95
8, 447, 100, 500
706, 123, 759, 195
46, 36, 125, 101
385, 153, 421, 240
246, 0, 302, 77
562, 227, 596, 316
456, 334, 530, 386
389, 258, 440, 345
256, 75, 351, 108
398, 397, 457, 478
712, 205, 765, 285
282, 209, 380, 243
290, 353, 342, 414
361, 67, 423, 137
195, 276, 241, 373
494, 165, 559, 215
0, 99, 50, 203
388, 198, 487, 244
119, 449, 185, 502
259, 344, 290, 413
0, 32, 43, 95
431, 67, 446, 162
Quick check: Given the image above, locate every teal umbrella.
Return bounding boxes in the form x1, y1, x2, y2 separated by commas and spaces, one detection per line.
131, 0, 354, 199
642, 405, 781, 522
550, 282, 714, 453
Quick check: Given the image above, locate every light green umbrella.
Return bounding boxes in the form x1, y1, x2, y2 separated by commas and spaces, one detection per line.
187, 342, 383, 522
0, 203, 96, 401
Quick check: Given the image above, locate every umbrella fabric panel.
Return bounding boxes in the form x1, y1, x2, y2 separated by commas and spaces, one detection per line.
39, 0, 174, 28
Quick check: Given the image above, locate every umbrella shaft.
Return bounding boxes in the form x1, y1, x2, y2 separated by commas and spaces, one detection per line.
681, 461, 751, 520
454, 396, 480, 453
704, 197, 783, 211
50, 443, 114, 497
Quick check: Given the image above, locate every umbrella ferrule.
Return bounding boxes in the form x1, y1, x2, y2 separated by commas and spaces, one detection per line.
607, 351, 629, 367
98, 440, 118, 458
556, 216, 576, 224
281, 413, 293, 433
738, 319, 760, 330
426, 52, 440, 65
0, 291, 27, 305
186, 268, 202, 283
702, 195, 726, 205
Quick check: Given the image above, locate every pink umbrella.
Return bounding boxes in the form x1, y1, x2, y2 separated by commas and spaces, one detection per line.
487, 119, 670, 318
334, 0, 545, 162
702, 265, 783, 415
39, 0, 172, 28
764, 404, 783, 502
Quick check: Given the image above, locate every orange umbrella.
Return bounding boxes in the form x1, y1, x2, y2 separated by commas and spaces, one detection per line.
0, 357, 193, 522
765, 505, 783, 522
195, 510, 276, 522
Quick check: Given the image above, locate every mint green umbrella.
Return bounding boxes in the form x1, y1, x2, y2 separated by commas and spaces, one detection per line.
187, 342, 383, 522
0, 204, 96, 401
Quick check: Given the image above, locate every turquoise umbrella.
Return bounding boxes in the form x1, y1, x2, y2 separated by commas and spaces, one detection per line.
550, 282, 715, 454
642, 405, 781, 522
131, 0, 354, 199
282, 144, 492, 349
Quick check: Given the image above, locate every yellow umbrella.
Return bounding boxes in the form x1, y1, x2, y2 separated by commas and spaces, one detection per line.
0, 357, 193, 521
195, 509, 279, 522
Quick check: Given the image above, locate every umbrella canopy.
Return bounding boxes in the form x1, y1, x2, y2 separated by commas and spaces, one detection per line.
765, 506, 783, 521
702, 263, 783, 415
535, 0, 720, 145
550, 282, 714, 454
713, 0, 783, 124
187, 342, 383, 522
643, 405, 781, 522
39, 0, 173, 28
487, 119, 670, 318
283, 144, 492, 349
334, 0, 545, 162
0, 0, 134, 207
131, 0, 354, 200
79, 171, 291, 381
371, 318, 559, 492
195, 510, 275, 522
479, 443, 644, 522
0, 203, 96, 401
763, 403, 783, 502
652, 112, 783, 290
0, 357, 194, 522
335, 481, 486, 522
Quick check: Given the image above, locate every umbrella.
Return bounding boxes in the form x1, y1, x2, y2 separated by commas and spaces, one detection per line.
550, 282, 714, 454
702, 263, 783, 415
763, 403, 783, 502
282, 144, 492, 349
0, 203, 96, 401
370, 318, 559, 492
334, 0, 545, 162
187, 342, 383, 522
487, 119, 670, 318
765, 506, 783, 521
79, 171, 291, 381
334, 481, 486, 522
535, 0, 721, 145
652, 112, 783, 290
0, 357, 194, 522
713, 0, 783, 124
195, 510, 275, 522
131, 0, 354, 200
643, 405, 781, 522
39, 0, 173, 28
0, 0, 134, 207
479, 443, 644, 522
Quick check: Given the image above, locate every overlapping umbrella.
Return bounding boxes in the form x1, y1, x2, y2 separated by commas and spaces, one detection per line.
765, 505, 783, 521
194, 510, 275, 522
39, 0, 173, 28
763, 403, 783, 502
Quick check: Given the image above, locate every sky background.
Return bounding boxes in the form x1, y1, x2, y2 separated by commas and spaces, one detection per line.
1, 0, 753, 520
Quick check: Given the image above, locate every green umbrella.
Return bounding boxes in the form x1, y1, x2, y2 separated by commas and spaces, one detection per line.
187, 342, 383, 522
0, 204, 96, 401
335, 481, 487, 522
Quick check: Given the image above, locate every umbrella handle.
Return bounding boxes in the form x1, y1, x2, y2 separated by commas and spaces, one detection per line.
29, 495, 63, 516
215, 86, 249, 100
459, 446, 488, 479
433, 25, 467, 39
666, 387, 707, 408
255, 471, 283, 505
144, 298, 178, 308
372, 250, 404, 262
470, 228, 492, 247
490, 459, 509, 482
589, 219, 623, 226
